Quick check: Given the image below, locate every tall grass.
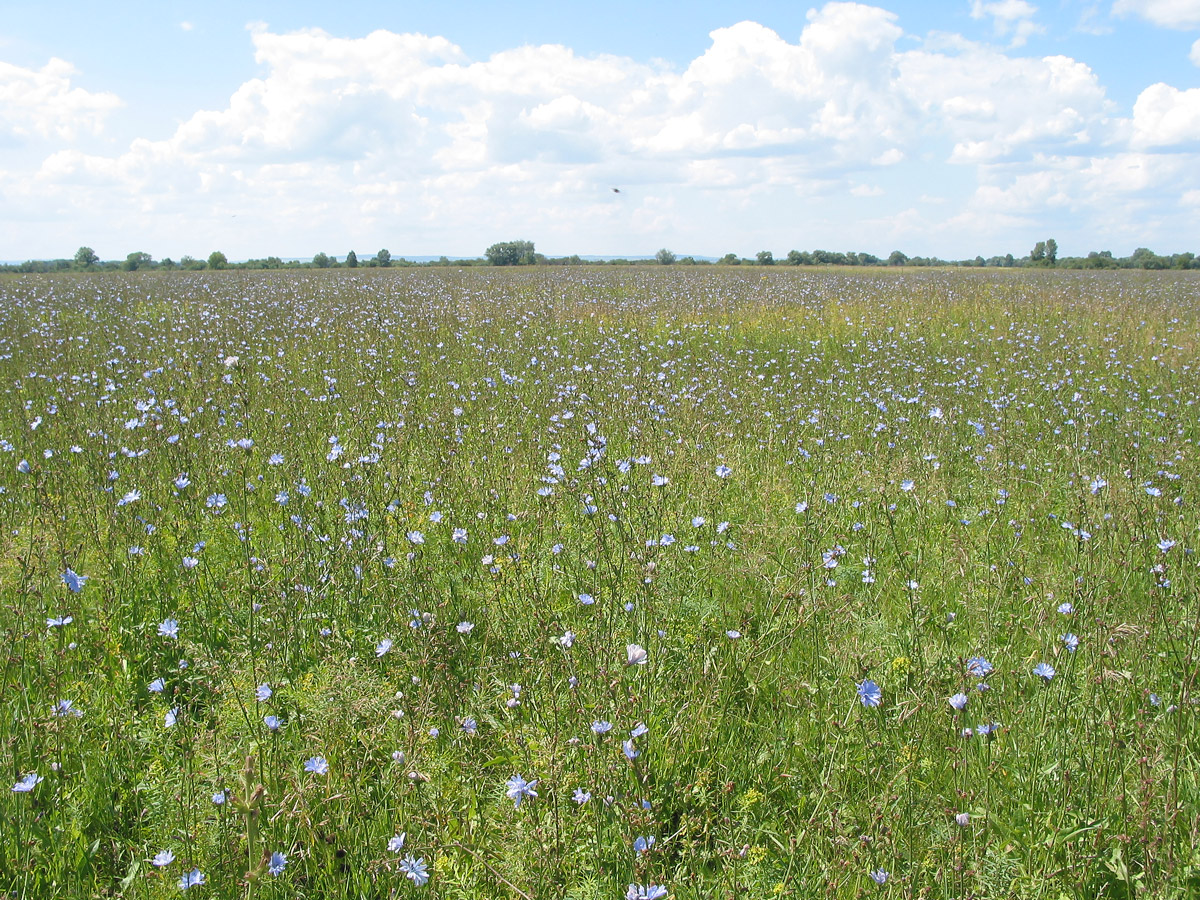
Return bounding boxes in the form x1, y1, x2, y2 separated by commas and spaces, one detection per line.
1, 266, 1197, 898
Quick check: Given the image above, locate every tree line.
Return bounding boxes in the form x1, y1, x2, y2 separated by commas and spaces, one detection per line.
2, 239, 1197, 274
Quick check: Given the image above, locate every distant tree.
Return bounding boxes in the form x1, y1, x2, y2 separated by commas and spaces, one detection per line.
312, 252, 332, 268
124, 251, 153, 271
159, 257, 177, 270
786, 250, 804, 266
1031, 241, 1046, 263
718, 253, 741, 265
180, 255, 201, 270
1045, 238, 1058, 264
1130, 247, 1165, 269
655, 248, 676, 265
74, 246, 98, 268
208, 251, 228, 270
756, 250, 775, 266
1004, 253, 1015, 267
485, 241, 537, 266
376, 249, 392, 267
264, 256, 284, 269
345, 250, 358, 268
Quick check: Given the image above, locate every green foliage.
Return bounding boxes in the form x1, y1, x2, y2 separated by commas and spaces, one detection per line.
345, 250, 358, 268
123, 251, 153, 271
756, 250, 774, 265
655, 248, 676, 266
74, 246, 98, 268
207, 250, 228, 270
312, 251, 332, 268
376, 248, 392, 267
485, 240, 537, 266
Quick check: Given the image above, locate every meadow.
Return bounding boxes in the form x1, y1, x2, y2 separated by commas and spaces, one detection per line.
0, 266, 1197, 899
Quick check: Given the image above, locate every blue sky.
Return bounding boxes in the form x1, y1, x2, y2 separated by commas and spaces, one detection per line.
2, 0, 1199, 260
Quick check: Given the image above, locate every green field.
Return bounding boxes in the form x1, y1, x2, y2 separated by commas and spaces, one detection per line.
1, 267, 1198, 899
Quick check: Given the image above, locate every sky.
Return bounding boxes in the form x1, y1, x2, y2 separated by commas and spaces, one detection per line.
2, 0, 1200, 261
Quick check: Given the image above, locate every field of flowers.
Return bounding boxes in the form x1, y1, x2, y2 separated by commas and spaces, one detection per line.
1, 266, 1198, 899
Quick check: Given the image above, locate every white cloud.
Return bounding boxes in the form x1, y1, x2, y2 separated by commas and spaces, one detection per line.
0, 57, 121, 141
1113, 0, 1200, 29
2, 2, 1198, 258
1192, 37, 1200, 65
970, 0, 1045, 46
1131, 82, 1200, 147
180, 21, 194, 32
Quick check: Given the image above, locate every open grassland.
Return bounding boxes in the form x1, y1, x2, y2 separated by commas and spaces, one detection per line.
1, 267, 1198, 899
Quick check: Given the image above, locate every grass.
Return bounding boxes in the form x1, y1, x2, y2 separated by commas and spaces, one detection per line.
1, 265, 1198, 899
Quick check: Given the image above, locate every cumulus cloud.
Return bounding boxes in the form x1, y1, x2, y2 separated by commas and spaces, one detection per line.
970, 0, 1045, 46
1, 1, 1198, 257
1113, 0, 1200, 29
1131, 82, 1200, 147
0, 57, 121, 141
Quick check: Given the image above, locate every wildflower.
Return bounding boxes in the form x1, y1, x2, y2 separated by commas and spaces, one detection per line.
12, 772, 42, 792
900, 479, 914, 491
506, 774, 538, 807
54, 699, 82, 718
1057, 602, 1075, 615
626, 885, 669, 900
407, 531, 425, 545
630, 722, 649, 738
149, 678, 165, 693
626, 644, 648, 666
212, 790, 228, 805
634, 835, 656, 853
715, 464, 732, 478
264, 715, 281, 731
457, 621, 474, 633
400, 855, 429, 886
1061, 633, 1079, 652
794, 501, 808, 514
651, 474, 669, 486
152, 849, 175, 867
1033, 662, 1055, 681
579, 593, 595, 605
461, 717, 477, 735
165, 708, 178, 728
592, 720, 613, 734
955, 812, 970, 826
376, 638, 393, 657
388, 833, 407, 853
255, 684, 272, 702
268, 852, 287, 876
966, 657, 993, 678
1157, 538, 1176, 553
452, 528, 468, 544
948, 693, 968, 711
726, 630, 741, 639
573, 788, 592, 805
158, 618, 179, 640
869, 869, 888, 885
47, 615, 73, 627
117, 489, 141, 506
178, 868, 205, 890
62, 568, 87, 593
268, 453, 284, 465
305, 756, 329, 775
623, 740, 640, 760
857, 679, 882, 708
557, 630, 575, 648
